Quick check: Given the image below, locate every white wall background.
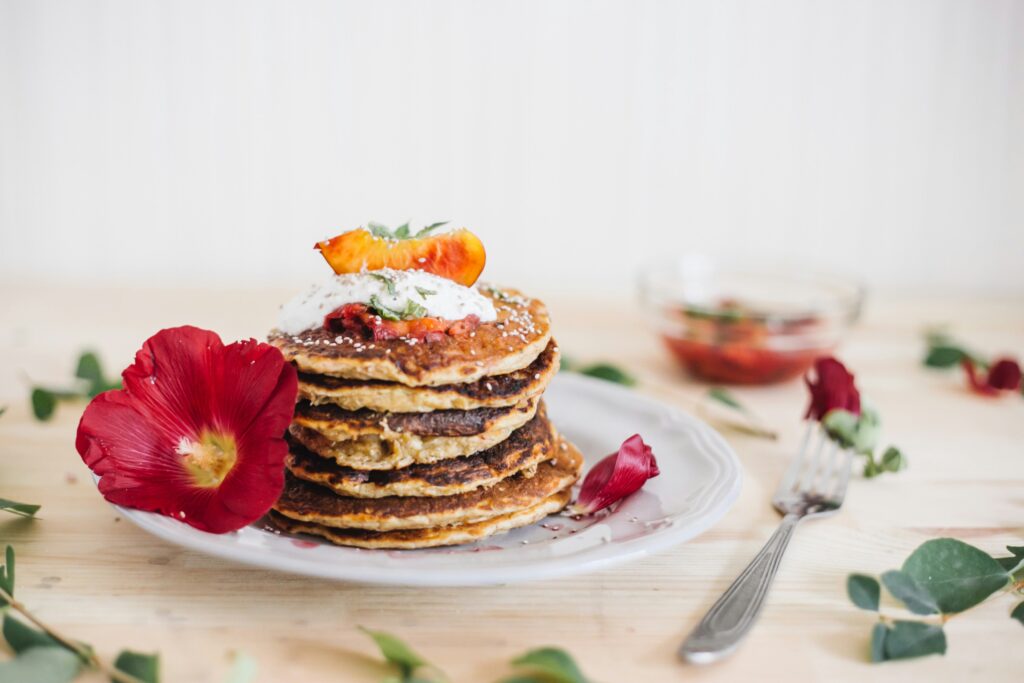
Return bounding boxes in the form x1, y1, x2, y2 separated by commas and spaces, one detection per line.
1, 0, 1022, 297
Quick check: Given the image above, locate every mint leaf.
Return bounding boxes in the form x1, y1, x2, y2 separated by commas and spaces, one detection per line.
359, 626, 428, 679
924, 345, 967, 368
415, 287, 436, 298
847, 574, 880, 611
708, 387, 744, 411
401, 300, 428, 320
367, 222, 394, 239
415, 221, 448, 238
881, 570, 939, 615
1012, 602, 1024, 627
0, 498, 40, 518
393, 222, 411, 239
369, 272, 398, 296
883, 621, 946, 661
508, 647, 589, 683
578, 364, 636, 387
368, 295, 403, 322
0, 646, 82, 682
113, 650, 160, 683
31, 388, 57, 421
1, 545, 14, 606
901, 538, 1009, 614
869, 622, 888, 662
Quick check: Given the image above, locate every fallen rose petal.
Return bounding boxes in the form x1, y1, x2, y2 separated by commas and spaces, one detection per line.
75, 326, 298, 533
805, 357, 861, 421
570, 434, 660, 515
962, 357, 1021, 396
985, 358, 1022, 391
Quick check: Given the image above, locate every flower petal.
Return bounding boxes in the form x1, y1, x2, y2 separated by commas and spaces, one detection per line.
961, 358, 999, 396
805, 357, 861, 420
75, 326, 297, 533
571, 434, 660, 515
985, 358, 1022, 392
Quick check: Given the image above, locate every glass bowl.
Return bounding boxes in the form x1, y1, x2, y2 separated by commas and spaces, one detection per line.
639, 256, 865, 385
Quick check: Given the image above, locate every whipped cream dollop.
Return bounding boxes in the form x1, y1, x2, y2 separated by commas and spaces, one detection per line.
276, 269, 498, 335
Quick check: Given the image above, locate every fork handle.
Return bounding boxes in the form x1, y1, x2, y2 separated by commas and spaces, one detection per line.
678, 514, 802, 664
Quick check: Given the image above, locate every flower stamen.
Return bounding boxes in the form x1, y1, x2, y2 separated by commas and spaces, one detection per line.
176, 431, 238, 488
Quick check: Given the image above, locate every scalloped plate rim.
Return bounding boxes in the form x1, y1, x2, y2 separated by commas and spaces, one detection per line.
105, 373, 743, 586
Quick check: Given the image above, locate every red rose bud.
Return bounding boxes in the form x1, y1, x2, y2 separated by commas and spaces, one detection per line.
962, 357, 1022, 396
570, 434, 660, 515
75, 326, 298, 533
804, 356, 861, 421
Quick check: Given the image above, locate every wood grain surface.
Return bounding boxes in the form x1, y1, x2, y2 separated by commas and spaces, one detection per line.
1, 284, 1021, 682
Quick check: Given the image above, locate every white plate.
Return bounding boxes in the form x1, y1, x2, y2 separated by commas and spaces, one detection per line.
111, 373, 742, 586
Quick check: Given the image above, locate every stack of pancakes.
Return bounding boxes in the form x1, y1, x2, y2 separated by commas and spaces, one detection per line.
266, 287, 583, 549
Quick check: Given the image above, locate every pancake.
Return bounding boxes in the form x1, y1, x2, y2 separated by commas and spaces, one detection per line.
289, 399, 541, 469
286, 409, 555, 498
293, 397, 538, 439
297, 339, 559, 412
267, 489, 570, 549
273, 437, 583, 531
269, 286, 551, 386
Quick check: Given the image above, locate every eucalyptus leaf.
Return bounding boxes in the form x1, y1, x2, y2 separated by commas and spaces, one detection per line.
879, 447, 906, 473
869, 622, 888, 662
901, 538, 1009, 614
0, 498, 40, 518
847, 574, 880, 611
1, 545, 14, 606
508, 647, 588, 683
578, 363, 636, 387
1011, 602, 1024, 627
113, 650, 160, 683
31, 388, 57, 421
359, 627, 428, 678
0, 646, 82, 683
883, 621, 946, 661
2, 613, 62, 653
923, 345, 967, 368
881, 570, 939, 615
708, 387, 745, 412
75, 352, 107, 396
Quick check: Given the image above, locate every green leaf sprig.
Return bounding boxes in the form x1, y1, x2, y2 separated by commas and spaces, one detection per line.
922, 328, 986, 369
0, 498, 40, 519
367, 221, 449, 241
29, 351, 121, 421
822, 406, 906, 478
847, 538, 1024, 663
360, 627, 592, 683
369, 296, 429, 322
559, 357, 636, 387
0, 545, 157, 682
701, 388, 779, 441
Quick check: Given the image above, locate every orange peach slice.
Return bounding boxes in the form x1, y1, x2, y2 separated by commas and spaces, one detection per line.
314, 227, 486, 286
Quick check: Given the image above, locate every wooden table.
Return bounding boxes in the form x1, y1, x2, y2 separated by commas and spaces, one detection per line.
2, 284, 1021, 682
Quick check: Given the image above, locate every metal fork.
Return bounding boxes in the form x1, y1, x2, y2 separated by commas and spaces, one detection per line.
678, 423, 854, 664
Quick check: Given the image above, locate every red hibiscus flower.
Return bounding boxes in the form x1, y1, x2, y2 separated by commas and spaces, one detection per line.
75, 326, 298, 533
570, 434, 660, 515
804, 356, 861, 420
962, 357, 1022, 396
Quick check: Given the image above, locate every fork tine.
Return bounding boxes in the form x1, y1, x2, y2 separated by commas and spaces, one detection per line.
829, 448, 855, 502
811, 439, 841, 496
796, 425, 829, 493
774, 422, 814, 498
